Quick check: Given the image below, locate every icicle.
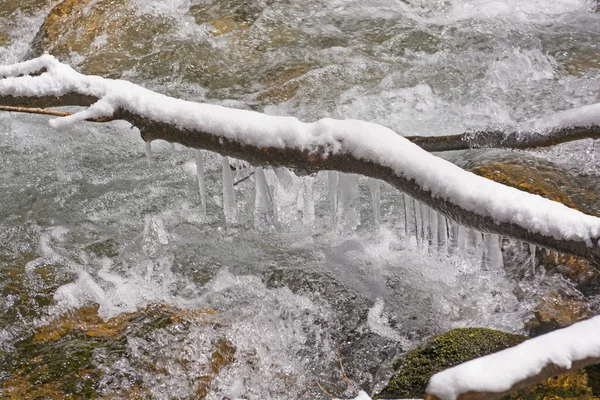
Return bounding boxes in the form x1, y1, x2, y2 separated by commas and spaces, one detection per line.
420, 202, 429, 248
195, 150, 206, 215
467, 229, 483, 260
482, 233, 503, 270
337, 173, 361, 232
145, 141, 152, 165
529, 243, 537, 273
402, 194, 412, 238
221, 156, 236, 223
254, 167, 274, 228
437, 213, 448, 255
428, 207, 438, 254
303, 176, 315, 225
368, 179, 381, 228
328, 171, 338, 226
554, 251, 559, 264
274, 167, 301, 223
457, 225, 468, 252
414, 199, 422, 247
447, 219, 460, 255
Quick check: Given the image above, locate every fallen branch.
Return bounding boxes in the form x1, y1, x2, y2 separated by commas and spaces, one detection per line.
2, 105, 600, 153
425, 315, 600, 400
3, 55, 600, 265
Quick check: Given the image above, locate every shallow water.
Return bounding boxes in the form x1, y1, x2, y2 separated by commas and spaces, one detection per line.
1, 0, 600, 398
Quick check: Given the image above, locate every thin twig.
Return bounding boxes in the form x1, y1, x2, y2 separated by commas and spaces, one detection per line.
0, 105, 114, 122
316, 381, 336, 399
233, 171, 255, 186
337, 344, 358, 396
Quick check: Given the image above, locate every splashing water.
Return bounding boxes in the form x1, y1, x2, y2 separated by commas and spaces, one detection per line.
1, 0, 600, 398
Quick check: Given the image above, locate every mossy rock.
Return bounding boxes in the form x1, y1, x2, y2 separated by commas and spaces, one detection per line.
375, 328, 527, 399
375, 327, 597, 399
1, 303, 234, 399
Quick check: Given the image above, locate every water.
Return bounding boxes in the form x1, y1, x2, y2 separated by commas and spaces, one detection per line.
1, 0, 600, 398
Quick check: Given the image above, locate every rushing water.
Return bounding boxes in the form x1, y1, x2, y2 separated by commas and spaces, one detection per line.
1, 0, 600, 398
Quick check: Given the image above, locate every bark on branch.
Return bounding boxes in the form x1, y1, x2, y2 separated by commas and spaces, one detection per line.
2, 55, 600, 266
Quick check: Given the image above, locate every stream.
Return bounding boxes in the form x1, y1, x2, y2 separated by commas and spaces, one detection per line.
1, 0, 600, 398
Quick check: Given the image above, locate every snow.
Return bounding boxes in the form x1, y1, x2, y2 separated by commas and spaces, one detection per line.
426, 315, 600, 400
3, 55, 600, 245
519, 102, 600, 133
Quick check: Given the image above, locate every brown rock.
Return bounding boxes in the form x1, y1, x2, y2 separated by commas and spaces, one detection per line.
525, 292, 592, 336
466, 152, 600, 292
2, 303, 234, 399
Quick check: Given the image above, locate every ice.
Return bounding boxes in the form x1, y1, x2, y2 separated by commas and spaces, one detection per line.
428, 207, 439, 253
274, 167, 301, 223
482, 233, 503, 270
254, 166, 275, 228
145, 141, 152, 165
195, 150, 206, 215
529, 243, 537, 273
414, 199, 423, 247
402, 193, 412, 238
303, 176, 315, 225
328, 171, 338, 226
337, 173, 361, 232
437, 213, 448, 255
368, 178, 381, 228
222, 156, 237, 223
420, 202, 429, 248
447, 219, 460, 255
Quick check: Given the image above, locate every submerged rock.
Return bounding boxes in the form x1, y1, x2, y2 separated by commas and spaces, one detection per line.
375, 327, 597, 399
466, 151, 600, 292
1, 303, 234, 399
25, 0, 311, 99
525, 292, 592, 337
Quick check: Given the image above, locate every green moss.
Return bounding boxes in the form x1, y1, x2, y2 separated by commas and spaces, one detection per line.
375, 328, 527, 399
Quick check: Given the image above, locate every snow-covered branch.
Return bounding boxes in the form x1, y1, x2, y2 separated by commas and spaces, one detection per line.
2, 55, 600, 264
425, 315, 600, 400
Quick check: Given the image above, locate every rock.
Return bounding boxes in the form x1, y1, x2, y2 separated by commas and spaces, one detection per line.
467, 153, 590, 213
375, 327, 596, 399
465, 151, 600, 292
1, 303, 234, 399
375, 328, 527, 399
0, 0, 51, 18
257, 63, 313, 103
0, 0, 53, 48
525, 292, 592, 337
26, 0, 309, 100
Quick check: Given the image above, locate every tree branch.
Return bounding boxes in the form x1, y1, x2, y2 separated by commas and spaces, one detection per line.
2, 55, 600, 266
4, 103, 600, 153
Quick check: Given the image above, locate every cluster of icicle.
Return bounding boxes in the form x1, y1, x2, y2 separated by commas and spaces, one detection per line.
147, 144, 522, 271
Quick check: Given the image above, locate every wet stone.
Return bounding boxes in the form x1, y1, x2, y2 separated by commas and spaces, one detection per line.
1, 303, 234, 399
